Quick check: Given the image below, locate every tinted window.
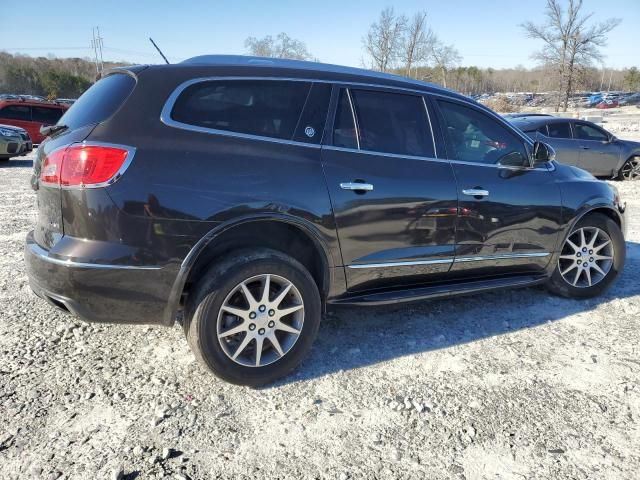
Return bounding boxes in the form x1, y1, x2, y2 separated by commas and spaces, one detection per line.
332, 90, 358, 149
0, 105, 30, 121
437, 100, 528, 166
292, 83, 331, 144
574, 123, 608, 141
350, 89, 433, 157
172, 80, 311, 140
547, 122, 572, 139
32, 106, 64, 124
59, 73, 136, 130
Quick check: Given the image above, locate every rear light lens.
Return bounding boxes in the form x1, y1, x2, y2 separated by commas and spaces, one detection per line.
39, 144, 131, 188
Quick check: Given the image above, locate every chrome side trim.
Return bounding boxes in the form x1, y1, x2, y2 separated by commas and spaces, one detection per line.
28, 242, 162, 270
454, 252, 550, 263
347, 252, 550, 269
348, 258, 453, 269
323, 145, 449, 164
345, 88, 361, 150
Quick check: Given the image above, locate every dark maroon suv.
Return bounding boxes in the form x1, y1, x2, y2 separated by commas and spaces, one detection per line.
25, 56, 627, 385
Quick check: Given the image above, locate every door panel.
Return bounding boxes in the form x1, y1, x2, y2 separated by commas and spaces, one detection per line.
451, 163, 563, 277
573, 122, 621, 176
322, 148, 458, 291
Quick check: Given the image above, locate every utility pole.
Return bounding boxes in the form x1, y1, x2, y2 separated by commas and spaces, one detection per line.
91, 27, 105, 77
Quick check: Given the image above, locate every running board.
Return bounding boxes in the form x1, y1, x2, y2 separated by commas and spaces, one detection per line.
328, 274, 549, 306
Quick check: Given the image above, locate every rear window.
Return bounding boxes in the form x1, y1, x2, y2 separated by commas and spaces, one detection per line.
58, 73, 136, 130
171, 80, 312, 141
548, 122, 572, 139
32, 106, 64, 124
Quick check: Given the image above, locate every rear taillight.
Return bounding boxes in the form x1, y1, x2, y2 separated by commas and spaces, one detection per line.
39, 143, 132, 188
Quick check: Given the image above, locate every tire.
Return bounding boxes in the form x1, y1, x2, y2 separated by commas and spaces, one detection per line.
546, 213, 625, 299
183, 248, 321, 386
617, 156, 640, 181
0, 156, 10, 162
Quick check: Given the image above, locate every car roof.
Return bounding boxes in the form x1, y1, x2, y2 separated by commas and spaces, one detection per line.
509, 116, 577, 129
127, 54, 471, 102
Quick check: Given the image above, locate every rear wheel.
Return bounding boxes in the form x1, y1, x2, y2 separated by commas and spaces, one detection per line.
184, 249, 321, 386
547, 213, 625, 298
617, 156, 640, 181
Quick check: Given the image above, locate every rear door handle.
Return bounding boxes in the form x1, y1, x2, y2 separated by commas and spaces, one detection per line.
462, 188, 489, 197
340, 182, 374, 191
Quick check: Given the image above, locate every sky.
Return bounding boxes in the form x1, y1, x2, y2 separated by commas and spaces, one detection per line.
1, 0, 638, 70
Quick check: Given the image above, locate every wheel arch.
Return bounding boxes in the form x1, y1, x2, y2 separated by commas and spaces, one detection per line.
162, 214, 334, 325
556, 203, 624, 255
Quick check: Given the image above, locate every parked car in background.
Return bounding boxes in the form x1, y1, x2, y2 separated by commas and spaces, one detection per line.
596, 99, 619, 109
0, 123, 32, 161
0, 99, 68, 144
55, 98, 77, 106
502, 113, 553, 119
619, 93, 640, 106
509, 116, 640, 180
25, 56, 627, 385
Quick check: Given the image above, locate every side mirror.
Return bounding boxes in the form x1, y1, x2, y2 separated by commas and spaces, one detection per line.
532, 141, 555, 165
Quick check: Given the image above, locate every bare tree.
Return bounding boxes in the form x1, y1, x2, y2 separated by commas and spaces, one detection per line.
363, 7, 407, 72
244, 32, 313, 60
430, 40, 461, 88
400, 11, 435, 77
521, 0, 620, 111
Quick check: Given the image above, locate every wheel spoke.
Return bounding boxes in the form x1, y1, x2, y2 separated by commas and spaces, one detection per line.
566, 237, 580, 252
559, 254, 576, 260
584, 267, 592, 286
595, 254, 612, 261
588, 229, 599, 248
561, 263, 577, 276
221, 305, 249, 319
572, 267, 582, 286
272, 282, 293, 307
276, 321, 301, 335
593, 239, 611, 252
260, 274, 271, 304
579, 229, 586, 248
232, 334, 253, 360
254, 336, 264, 367
591, 262, 606, 276
219, 323, 247, 338
278, 304, 303, 318
240, 282, 257, 307
268, 333, 285, 357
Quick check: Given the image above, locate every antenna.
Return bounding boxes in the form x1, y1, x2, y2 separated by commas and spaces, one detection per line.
149, 38, 170, 65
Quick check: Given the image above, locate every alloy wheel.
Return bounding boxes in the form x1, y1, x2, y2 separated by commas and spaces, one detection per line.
558, 227, 614, 288
621, 158, 640, 180
216, 274, 304, 367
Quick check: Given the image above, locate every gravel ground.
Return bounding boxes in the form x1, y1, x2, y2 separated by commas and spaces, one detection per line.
1, 145, 639, 480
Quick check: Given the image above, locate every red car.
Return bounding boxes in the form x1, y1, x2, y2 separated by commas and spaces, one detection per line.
596, 99, 619, 109
0, 99, 68, 144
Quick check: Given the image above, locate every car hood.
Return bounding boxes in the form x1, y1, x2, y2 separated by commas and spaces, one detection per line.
0, 123, 27, 134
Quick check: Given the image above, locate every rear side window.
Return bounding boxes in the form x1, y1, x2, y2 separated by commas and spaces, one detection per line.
171, 80, 311, 141
350, 89, 434, 157
59, 73, 136, 130
547, 122, 572, 139
32, 106, 64, 124
292, 83, 331, 144
332, 90, 358, 149
0, 105, 30, 121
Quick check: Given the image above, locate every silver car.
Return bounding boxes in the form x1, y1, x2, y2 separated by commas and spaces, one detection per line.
0, 123, 32, 161
510, 116, 640, 180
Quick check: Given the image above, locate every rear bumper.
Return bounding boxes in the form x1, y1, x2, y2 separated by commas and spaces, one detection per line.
25, 231, 177, 326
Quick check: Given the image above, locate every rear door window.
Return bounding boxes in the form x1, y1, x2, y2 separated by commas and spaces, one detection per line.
349, 89, 434, 157
32, 106, 64, 125
332, 89, 358, 149
59, 73, 136, 130
171, 79, 312, 141
547, 122, 572, 139
0, 105, 31, 121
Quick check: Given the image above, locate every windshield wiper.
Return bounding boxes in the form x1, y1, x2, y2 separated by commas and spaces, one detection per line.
40, 124, 68, 137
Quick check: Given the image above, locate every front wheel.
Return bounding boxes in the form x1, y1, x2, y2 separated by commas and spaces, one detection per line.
184, 249, 321, 386
546, 213, 625, 298
617, 156, 640, 181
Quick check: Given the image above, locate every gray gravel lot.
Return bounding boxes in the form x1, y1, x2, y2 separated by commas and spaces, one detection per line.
1, 149, 639, 480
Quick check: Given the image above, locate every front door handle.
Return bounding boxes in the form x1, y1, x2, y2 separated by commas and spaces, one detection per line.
462, 188, 489, 197
581, 146, 590, 150
340, 182, 374, 192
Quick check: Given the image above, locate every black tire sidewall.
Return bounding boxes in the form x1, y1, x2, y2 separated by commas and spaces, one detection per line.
548, 213, 625, 298
185, 249, 321, 386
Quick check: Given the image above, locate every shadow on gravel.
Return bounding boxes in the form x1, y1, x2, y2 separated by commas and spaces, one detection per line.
0, 159, 33, 168
276, 241, 640, 386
